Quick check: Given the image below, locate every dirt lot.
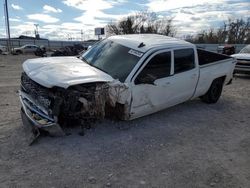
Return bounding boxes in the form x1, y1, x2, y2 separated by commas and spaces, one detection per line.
0, 55, 249, 188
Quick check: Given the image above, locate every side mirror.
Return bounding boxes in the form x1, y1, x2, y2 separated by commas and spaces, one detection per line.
137, 74, 156, 85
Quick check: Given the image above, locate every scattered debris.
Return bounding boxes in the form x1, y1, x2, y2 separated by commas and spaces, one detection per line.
51, 44, 86, 57
140, 180, 146, 185
105, 182, 111, 187
88, 176, 97, 184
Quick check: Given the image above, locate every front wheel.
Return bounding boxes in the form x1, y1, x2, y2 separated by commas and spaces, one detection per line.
200, 78, 224, 104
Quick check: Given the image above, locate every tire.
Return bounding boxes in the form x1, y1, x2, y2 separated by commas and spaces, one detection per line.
16, 50, 22, 55
200, 78, 224, 104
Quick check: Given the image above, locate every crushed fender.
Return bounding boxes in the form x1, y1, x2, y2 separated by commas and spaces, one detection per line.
19, 72, 131, 144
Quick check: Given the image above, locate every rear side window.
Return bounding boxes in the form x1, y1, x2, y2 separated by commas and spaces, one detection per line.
197, 49, 231, 65
135, 51, 171, 84
174, 48, 195, 74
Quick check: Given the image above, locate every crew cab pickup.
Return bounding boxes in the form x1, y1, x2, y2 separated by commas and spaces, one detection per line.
19, 34, 236, 140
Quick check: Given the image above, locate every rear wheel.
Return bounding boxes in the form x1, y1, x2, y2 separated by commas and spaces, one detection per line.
200, 78, 224, 104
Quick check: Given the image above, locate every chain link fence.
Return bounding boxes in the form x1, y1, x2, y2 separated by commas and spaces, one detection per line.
0, 38, 247, 53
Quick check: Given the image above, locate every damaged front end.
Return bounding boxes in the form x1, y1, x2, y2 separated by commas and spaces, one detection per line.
19, 72, 130, 144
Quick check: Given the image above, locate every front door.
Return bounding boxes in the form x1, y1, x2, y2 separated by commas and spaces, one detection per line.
130, 50, 174, 119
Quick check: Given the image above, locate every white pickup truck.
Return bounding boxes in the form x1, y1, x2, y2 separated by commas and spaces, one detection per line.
19, 34, 236, 140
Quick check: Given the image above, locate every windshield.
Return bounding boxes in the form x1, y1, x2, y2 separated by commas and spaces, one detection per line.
81, 39, 141, 82
240, 45, 250, 54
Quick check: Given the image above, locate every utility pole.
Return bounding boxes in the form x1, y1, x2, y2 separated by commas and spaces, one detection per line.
4, 0, 11, 52
34, 24, 39, 39
81, 30, 83, 41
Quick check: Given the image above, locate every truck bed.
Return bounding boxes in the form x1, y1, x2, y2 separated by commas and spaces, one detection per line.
192, 49, 236, 99
197, 49, 232, 66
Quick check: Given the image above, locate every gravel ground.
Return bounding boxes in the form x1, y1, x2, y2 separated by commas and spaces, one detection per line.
0, 55, 250, 188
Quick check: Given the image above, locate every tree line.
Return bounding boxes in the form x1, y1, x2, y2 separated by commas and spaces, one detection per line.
189, 18, 250, 44
107, 11, 176, 37
106, 12, 249, 44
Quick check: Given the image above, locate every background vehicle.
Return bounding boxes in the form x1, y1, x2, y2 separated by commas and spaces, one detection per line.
0, 45, 6, 54
18, 34, 236, 140
34, 46, 46, 57
12, 44, 39, 54
231, 45, 250, 74
217, 45, 235, 55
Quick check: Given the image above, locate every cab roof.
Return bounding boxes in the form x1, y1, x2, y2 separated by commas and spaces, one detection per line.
109, 34, 195, 53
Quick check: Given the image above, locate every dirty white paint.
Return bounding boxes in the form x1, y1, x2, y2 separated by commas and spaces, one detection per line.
21, 35, 236, 122
107, 81, 131, 106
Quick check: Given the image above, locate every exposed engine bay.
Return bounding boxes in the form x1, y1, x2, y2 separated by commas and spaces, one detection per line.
20, 72, 130, 144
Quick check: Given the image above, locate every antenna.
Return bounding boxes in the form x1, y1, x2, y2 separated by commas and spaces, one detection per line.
138, 42, 145, 48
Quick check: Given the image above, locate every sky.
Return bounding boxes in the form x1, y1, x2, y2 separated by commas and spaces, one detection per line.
0, 0, 249, 40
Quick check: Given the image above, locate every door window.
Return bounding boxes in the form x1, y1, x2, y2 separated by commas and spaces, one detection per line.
135, 51, 171, 84
174, 49, 195, 74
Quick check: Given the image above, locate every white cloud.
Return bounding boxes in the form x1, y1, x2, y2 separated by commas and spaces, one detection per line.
146, 0, 226, 12
27, 14, 59, 23
5, 0, 249, 40
63, 0, 130, 28
41, 22, 101, 40
63, 0, 114, 11
9, 18, 21, 22
43, 5, 62, 13
8, 21, 95, 40
10, 22, 36, 37
74, 10, 128, 26
11, 4, 23, 10
146, 0, 250, 36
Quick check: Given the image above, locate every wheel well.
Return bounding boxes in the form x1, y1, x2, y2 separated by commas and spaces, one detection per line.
200, 75, 226, 98
214, 75, 226, 84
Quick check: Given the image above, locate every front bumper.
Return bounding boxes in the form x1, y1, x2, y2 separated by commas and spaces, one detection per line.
234, 66, 250, 74
234, 60, 250, 74
19, 90, 64, 144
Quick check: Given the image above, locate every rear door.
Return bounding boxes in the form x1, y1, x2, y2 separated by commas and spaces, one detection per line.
168, 48, 199, 103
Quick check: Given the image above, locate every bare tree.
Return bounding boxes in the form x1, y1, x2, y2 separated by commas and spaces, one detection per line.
106, 11, 176, 37
159, 18, 176, 36
191, 17, 249, 44
217, 22, 228, 43
227, 18, 250, 43
107, 23, 120, 35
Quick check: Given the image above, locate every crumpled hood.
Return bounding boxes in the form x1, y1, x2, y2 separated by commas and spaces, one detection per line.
231, 53, 250, 60
23, 56, 114, 88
